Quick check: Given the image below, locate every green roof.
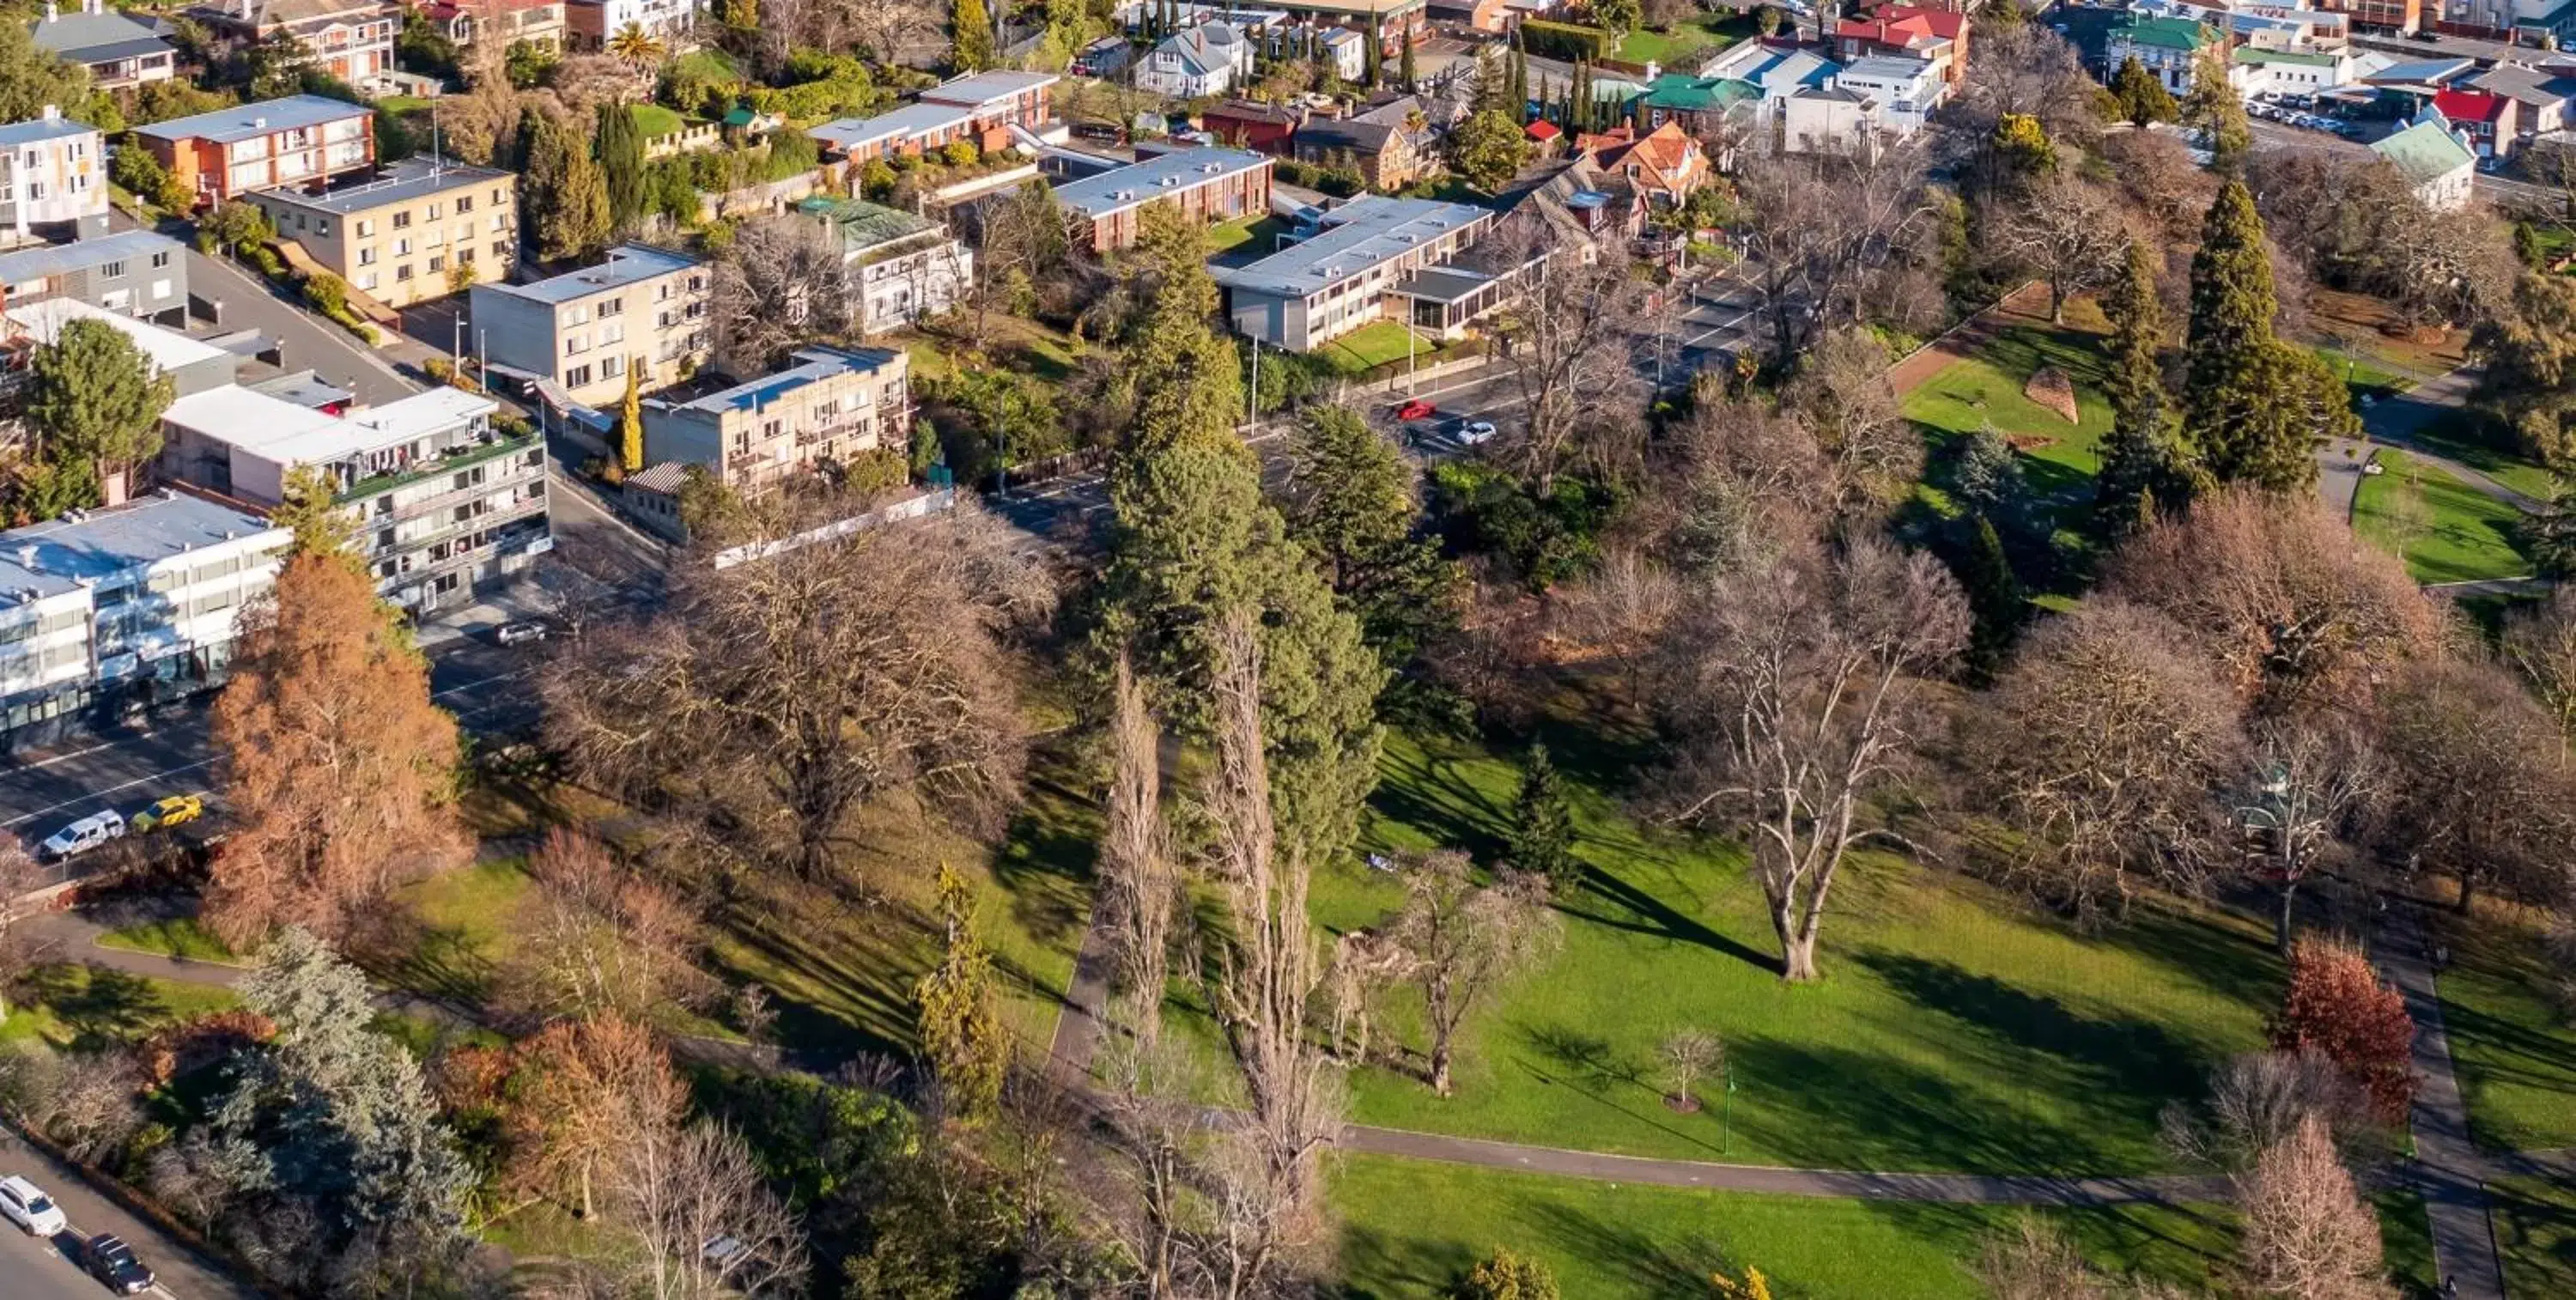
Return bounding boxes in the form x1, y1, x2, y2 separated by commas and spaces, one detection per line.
796, 195, 939, 258
2370, 118, 2476, 185
2233, 46, 2336, 67
2115, 15, 2214, 51
1638, 72, 1760, 112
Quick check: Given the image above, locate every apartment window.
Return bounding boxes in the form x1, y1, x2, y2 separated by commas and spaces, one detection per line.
492, 187, 507, 207
456, 194, 473, 213
599, 296, 623, 317
458, 246, 475, 265
428, 254, 445, 273
392, 210, 411, 229
563, 332, 587, 355
98, 260, 125, 278
395, 238, 412, 257
491, 240, 510, 260
315, 219, 330, 236
491, 214, 509, 232
566, 305, 590, 325
359, 246, 377, 265
563, 363, 592, 387
601, 355, 623, 378
397, 264, 414, 281
599, 321, 624, 345
358, 270, 379, 290
150, 250, 170, 270
426, 202, 441, 220
357, 217, 374, 237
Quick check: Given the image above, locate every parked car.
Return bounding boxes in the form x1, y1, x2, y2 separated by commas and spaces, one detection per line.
1394, 399, 1437, 422
81, 1233, 154, 1295
495, 620, 549, 647
37, 811, 125, 863
1457, 420, 1498, 445
0, 1175, 67, 1236
131, 794, 204, 834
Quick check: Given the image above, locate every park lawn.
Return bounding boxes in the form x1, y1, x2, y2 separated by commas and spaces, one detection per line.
2306, 288, 2471, 382
1320, 319, 1437, 374
2378, 1188, 2440, 1300
2318, 348, 2413, 404
1294, 726, 2283, 1176
2403, 411, 2561, 503
374, 94, 434, 115
668, 47, 742, 86
98, 915, 240, 965
2428, 901, 2576, 1152
0, 963, 240, 1049
2351, 449, 2534, 585
629, 102, 688, 139
2492, 1175, 2576, 1296
1327, 1152, 2237, 1300
1902, 319, 2117, 546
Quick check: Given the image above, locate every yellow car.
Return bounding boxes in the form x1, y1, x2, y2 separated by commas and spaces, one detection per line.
131, 795, 204, 833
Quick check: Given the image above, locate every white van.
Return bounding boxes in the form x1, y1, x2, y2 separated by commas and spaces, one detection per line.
37, 811, 125, 863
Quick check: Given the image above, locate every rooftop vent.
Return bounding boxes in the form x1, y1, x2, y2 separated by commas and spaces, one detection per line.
15, 546, 34, 570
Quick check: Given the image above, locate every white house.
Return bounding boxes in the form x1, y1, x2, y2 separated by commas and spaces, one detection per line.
1139, 21, 1255, 98
2371, 110, 2476, 213
1780, 84, 1881, 155
2232, 46, 2352, 100
1834, 55, 1942, 134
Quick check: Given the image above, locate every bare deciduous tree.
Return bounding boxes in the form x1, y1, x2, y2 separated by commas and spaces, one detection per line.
1656, 1029, 1722, 1114
1785, 330, 1926, 516
2163, 1050, 2379, 1174
605, 1121, 807, 1300
1384, 852, 1557, 1096
2236, 721, 2379, 954
1482, 216, 1651, 494
844, 0, 938, 64
505, 1013, 686, 1221
2502, 587, 2576, 766
2102, 130, 2219, 242
712, 215, 860, 375
2376, 657, 2576, 914
1735, 142, 1938, 361
1656, 538, 1971, 980
0, 844, 54, 1018
2001, 173, 2129, 324
499, 829, 718, 1024
1103, 654, 1179, 1050
1978, 1217, 2110, 1300
2234, 1115, 2393, 1300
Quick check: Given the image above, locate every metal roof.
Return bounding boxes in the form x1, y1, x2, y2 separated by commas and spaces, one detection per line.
0, 113, 97, 148
0, 229, 183, 283
2372, 114, 2477, 185
133, 94, 369, 144
481, 243, 702, 307
811, 100, 973, 150
3, 298, 228, 375
27, 8, 173, 58
1050, 146, 1268, 219
919, 70, 1061, 106
1215, 196, 1491, 296
1842, 54, 1936, 81
669, 346, 903, 416
0, 492, 280, 608
795, 195, 939, 254
249, 155, 509, 216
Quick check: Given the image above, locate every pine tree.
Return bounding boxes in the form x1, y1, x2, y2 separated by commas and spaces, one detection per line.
2181, 45, 2251, 173
953, 0, 993, 72
272, 464, 364, 565
2097, 240, 2185, 529
1400, 33, 1417, 90
2526, 479, 2576, 578
597, 99, 645, 234
521, 108, 609, 263
2111, 55, 2178, 126
24, 316, 174, 507
617, 362, 644, 472
1507, 740, 1579, 895
2183, 181, 2325, 494
916, 862, 1009, 1122
1510, 38, 1530, 124
1958, 514, 2023, 683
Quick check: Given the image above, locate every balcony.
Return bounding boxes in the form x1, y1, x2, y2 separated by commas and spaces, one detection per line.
339, 430, 544, 503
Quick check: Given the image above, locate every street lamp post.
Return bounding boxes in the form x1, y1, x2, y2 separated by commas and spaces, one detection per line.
1722, 1067, 1738, 1155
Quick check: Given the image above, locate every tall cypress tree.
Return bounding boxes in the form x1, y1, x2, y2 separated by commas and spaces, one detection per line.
596, 100, 645, 235
1508, 739, 1578, 896
1400, 34, 1418, 90
1510, 38, 1529, 124
2096, 240, 2185, 530
953, 0, 993, 71
1958, 514, 2024, 683
2182, 181, 2310, 492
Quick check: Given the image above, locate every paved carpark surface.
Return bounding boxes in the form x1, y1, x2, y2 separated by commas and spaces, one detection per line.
0, 1129, 258, 1300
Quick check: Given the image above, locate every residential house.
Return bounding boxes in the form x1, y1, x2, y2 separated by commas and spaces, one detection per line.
1834, 3, 1968, 83
188, 0, 401, 89
0, 230, 190, 326
1781, 84, 1883, 155
1215, 195, 1494, 350
1293, 95, 1436, 189
796, 197, 970, 335
1493, 153, 1644, 254
1427, 0, 1515, 33
2371, 110, 2476, 210
1053, 146, 1273, 251
2466, 63, 2573, 139
133, 94, 375, 205
1259, 0, 1421, 56
2134, 0, 2348, 52
243, 157, 517, 309
1140, 21, 1255, 98
27, 0, 179, 91
0, 491, 289, 740
1635, 71, 1763, 138
3, 298, 236, 399
1573, 121, 1707, 208
1072, 33, 1133, 77
0, 109, 106, 243
1698, 39, 1838, 136
641, 345, 911, 495
158, 384, 550, 611
618, 461, 692, 542
421, 0, 567, 51
468, 243, 710, 409
1835, 54, 1945, 133
562, 0, 697, 50
2232, 46, 2354, 100
2105, 14, 2221, 95
810, 70, 1060, 164
919, 70, 1062, 145
1203, 99, 1309, 153
1320, 26, 1365, 81
2432, 87, 2517, 157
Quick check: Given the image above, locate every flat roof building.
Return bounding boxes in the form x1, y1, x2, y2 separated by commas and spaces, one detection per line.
28, 0, 179, 90
1216, 195, 1494, 352
643, 345, 911, 495
243, 156, 518, 308
468, 243, 711, 410
0, 109, 106, 242
1050, 146, 1273, 252
0, 229, 190, 327
133, 94, 375, 204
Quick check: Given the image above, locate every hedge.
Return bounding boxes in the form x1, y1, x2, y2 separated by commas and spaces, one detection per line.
1522, 19, 1609, 62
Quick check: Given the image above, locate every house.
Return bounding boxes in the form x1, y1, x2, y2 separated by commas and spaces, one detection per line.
1203, 99, 1309, 153
619, 460, 693, 542
1698, 40, 1839, 134
641, 345, 911, 495
796, 197, 971, 334
1320, 26, 1366, 81
1426, 0, 1515, 33
188, 0, 401, 90
810, 70, 1060, 164
1258, 0, 1422, 57
1494, 153, 1645, 252
1140, 22, 1255, 98
1834, 3, 1968, 83
2133, 0, 2346, 52
420, 0, 567, 51
2232, 46, 2353, 101
1215, 195, 1494, 350
0, 109, 106, 243
1635, 71, 1763, 138
157, 384, 551, 611
1574, 121, 1707, 208
1293, 95, 1437, 190
468, 243, 710, 410
2105, 14, 2221, 96
2466, 63, 2572, 139
2431, 88, 2517, 157
0, 230, 190, 327
242, 157, 517, 309
1524, 117, 1562, 158
27, 0, 178, 90
3, 298, 236, 397
0, 491, 289, 740
919, 70, 1062, 142
2311, 0, 2420, 35
1781, 84, 1883, 155
1835, 54, 1945, 133
1053, 147, 1273, 251
562, 0, 697, 51
2371, 111, 2476, 211
1072, 33, 1133, 77
133, 94, 375, 205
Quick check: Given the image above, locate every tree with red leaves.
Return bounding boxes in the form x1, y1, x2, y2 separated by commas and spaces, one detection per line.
2269, 939, 2415, 1123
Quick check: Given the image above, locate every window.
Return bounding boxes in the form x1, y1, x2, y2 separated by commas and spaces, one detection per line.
563, 363, 593, 387
395, 237, 412, 256
492, 187, 507, 207
315, 219, 330, 237
99, 260, 125, 278
150, 250, 170, 269
599, 296, 623, 316
358, 270, 379, 290
397, 264, 414, 281
357, 218, 374, 237
564, 332, 587, 355
599, 321, 624, 345
458, 246, 475, 264
491, 240, 511, 260
392, 210, 411, 229
426, 202, 441, 220
359, 246, 377, 265
601, 354, 624, 378
457, 194, 474, 213
428, 254, 444, 273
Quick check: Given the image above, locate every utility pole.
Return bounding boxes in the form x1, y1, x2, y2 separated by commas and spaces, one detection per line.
1246, 334, 1259, 424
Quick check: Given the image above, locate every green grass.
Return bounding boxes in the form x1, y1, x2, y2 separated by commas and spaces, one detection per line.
1319, 319, 1437, 375
1328, 1152, 2236, 1299
1903, 320, 2117, 497
375, 94, 434, 115
2493, 1175, 2576, 1296
2402, 411, 2562, 503
2378, 1188, 2440, 1300
0, 963, 240, 1049
1267, 726, 2286, 1176
97, 916, 240, 965
2430, 904, 2576, 1153
2352, 449, 2533, 585
1206, 214, 1285, 254
668, 47, 742, 85
1609, 12, 1758, 65
629, 102, 688, 139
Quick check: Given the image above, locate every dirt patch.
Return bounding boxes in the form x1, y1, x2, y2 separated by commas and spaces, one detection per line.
2005, 433, 2061, 453
2024, 365, 2081, 423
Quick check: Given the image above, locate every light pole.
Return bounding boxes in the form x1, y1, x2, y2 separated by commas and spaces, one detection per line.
1721, 1066, 1738, 1155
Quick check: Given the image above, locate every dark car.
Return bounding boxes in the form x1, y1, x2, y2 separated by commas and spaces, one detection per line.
82, 1234, 154, 1295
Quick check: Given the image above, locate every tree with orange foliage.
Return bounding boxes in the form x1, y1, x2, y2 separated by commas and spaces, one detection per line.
2270, 939, 2415, 1124
205, 552, 465, 947
502, 1013, 686, 1220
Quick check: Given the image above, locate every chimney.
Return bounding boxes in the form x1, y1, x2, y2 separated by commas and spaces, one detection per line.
39, 104, 60, 122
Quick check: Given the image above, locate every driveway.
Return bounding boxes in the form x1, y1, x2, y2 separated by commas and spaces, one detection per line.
0, 1127, 259, 1300
184, 245, 417, 407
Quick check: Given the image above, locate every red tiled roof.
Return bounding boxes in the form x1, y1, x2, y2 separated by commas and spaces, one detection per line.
2433, 88, 2506, 124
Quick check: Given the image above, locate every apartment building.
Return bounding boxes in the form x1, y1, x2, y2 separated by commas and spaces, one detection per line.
0, 491, 289, 740
135, 95, 375, 205
469, 243, 710, 409
642, 345, 910, 495
797, 197, 970, 334
0, 230, 191, 327
159, 384, 551, 611
3, 298, 239, 409
189, 0, 400, 88
421, 0, 567, 50
811, 70, 1060, 163
28, 0, 180, 91
563, 0, 697, 50
1053, 147, 1273, 252
0, 109, 106, 244
244, 157, 516, 308
1217, 196, 1493, 351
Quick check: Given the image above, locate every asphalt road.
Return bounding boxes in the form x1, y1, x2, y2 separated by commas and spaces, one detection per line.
0, 1128, 258, 1300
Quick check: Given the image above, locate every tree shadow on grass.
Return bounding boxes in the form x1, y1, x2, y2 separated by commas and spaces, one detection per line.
1503, 1020, 1734, 1160
1328, 1224, 1479, 1300
1725, 1037, 2118, 1175
987, 766, 1100, 951
1521, 1201, 1742, 1298
27, 963, 170, 1049
1558, 865, 1779, 975
1852, 950, 2212, 1107
2089, 902, 2287, 1030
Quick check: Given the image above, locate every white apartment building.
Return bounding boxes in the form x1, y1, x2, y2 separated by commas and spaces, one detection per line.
1217, 196, 1494, 351
1835, 56, 1944, 135
796, 197, 971, 336
0, 109, 106, 243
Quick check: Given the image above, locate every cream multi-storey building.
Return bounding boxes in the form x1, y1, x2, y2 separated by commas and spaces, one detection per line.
0, 109, 106, 243
469, 243, 712, 409
641, 345, 910, 495
245, 157, 517, 307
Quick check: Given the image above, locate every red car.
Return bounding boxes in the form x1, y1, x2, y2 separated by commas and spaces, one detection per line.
1394, 399, 1436, 421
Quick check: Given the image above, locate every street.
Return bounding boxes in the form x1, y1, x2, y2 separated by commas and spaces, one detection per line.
0, 1128, 258, 1300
